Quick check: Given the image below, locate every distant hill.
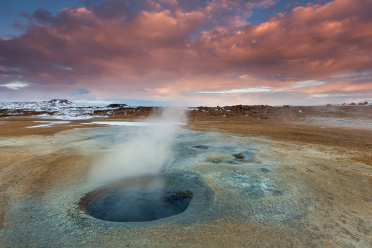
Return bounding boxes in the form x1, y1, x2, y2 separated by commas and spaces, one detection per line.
0, 99, 76, 111
107, 104, 128, 108
47, 99, 76, 106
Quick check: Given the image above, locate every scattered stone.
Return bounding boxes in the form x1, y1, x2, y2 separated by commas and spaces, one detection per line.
272, 190, 283, 195
209, 159, 224, 164
169, 190, 193, 201
233, 153, 245, 159
107, 104, 127, 108
192, 145, 209, 149
226, 160, 240, 165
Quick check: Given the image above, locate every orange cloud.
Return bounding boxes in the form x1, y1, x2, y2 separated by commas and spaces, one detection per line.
0, 0, 371, 105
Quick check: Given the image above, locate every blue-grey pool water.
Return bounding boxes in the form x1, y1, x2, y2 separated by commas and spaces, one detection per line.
0, 125, 308, 247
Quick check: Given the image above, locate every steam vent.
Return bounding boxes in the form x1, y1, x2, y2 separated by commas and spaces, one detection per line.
80, 176, 194, 222
1, 124, 372, 247
79, 173, 214, 223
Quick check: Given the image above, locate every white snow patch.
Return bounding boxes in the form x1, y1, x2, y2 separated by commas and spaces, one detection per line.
305, 117, 372, 127
84, 121, 186, 127
1, 101, 111, 120
34, 112, 106, 120
187, 107, 199, 111
26, 121, 70, 128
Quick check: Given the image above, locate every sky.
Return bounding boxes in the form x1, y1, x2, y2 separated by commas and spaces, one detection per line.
0, 0, 371, 106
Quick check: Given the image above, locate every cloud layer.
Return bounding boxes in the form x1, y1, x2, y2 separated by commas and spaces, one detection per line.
1, 0, 371, 105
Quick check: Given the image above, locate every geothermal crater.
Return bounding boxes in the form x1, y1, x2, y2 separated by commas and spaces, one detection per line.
79, 174, 207, 223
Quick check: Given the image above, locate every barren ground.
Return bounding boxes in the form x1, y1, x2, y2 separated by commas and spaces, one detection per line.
0, 105, 371, 247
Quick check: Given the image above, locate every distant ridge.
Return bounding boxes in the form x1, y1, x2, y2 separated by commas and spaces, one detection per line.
47, 99, 75, 106
107, 103, 127, 108
0, 99, 77, 111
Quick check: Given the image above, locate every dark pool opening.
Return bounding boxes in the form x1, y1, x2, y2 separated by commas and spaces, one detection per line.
80, 177, 193, 222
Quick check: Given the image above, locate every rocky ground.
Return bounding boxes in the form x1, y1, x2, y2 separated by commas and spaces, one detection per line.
0, 105, 371, 247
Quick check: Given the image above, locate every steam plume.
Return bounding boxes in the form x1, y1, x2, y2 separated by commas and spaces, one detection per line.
88, 107, 186, 184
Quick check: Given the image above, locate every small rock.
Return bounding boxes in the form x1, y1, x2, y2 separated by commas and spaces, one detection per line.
233, 153, 245, 159
261, 168, 270, 172
192, 145, 209, 149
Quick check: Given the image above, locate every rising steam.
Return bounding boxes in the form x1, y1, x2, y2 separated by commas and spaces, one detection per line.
88, 107, 186, 185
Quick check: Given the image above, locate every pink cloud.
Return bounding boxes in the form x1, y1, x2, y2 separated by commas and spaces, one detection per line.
0, 0, 371, 105
193, 0, 372, 80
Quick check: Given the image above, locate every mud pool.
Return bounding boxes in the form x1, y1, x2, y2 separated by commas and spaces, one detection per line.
80, 174, 207, 223
1, 124, 371, 247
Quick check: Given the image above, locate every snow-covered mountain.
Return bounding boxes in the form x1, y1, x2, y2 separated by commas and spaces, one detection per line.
0, 99, 76, 111
0, 99, 107, 120
0, 99, 133, 120
48, 99, 76, 106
